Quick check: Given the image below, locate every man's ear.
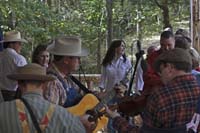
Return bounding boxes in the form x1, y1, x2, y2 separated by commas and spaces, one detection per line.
63, 56, 69, 64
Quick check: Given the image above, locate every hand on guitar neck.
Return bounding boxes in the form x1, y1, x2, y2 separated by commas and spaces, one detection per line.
95, 83, 127, 100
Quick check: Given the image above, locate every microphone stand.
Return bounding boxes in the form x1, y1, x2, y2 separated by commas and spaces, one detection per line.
126, 40, 144, 96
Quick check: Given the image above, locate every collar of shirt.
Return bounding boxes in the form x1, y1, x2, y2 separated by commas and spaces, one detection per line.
22, 91, 43, 99
51, 63, 66, 78
111, 56, 124, 67
167, 73, 195, 85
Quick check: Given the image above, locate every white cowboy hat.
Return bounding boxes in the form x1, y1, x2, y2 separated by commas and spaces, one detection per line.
47, 36, 88, 57
7, 63, 55, 81
0, 31, 27, 43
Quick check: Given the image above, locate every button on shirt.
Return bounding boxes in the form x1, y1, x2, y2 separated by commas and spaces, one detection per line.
99, 57, 132, 91
0, 91, 86, 133
0, 48, 27, 91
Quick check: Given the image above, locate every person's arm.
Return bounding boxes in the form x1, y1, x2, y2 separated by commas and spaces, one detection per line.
105, 105, 139, 132
15, 55, 27, 66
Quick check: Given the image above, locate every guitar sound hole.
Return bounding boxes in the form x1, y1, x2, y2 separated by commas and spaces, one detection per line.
86, 110, 99, 122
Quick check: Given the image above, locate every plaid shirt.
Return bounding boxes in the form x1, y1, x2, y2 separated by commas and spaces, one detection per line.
43, 63, 82, 107
43, 63, 67, 105
143, 74, 200, 128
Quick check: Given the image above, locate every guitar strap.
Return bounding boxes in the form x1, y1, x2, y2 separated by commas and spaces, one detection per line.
20, 98, 42, 133
69, 75, 93, 94
47, 71, 92, 94
48, 71, 88, 107
16, 98, 55, 133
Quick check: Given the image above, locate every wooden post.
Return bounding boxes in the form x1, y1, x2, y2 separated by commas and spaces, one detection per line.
192, 0, 200, 52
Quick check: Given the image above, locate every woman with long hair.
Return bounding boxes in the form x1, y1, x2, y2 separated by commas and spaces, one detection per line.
99, 39, 132, 133
32, 44, 50, 68
99, 39, 132, 92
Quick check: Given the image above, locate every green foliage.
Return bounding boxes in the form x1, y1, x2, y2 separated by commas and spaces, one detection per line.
0, 0, 190, 73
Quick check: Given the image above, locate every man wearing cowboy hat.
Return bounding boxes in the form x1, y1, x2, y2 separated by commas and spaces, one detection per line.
0, 31, 28, 101
43, 36, 88, 107
0, 63, 94, 133
105, 48, 200, 132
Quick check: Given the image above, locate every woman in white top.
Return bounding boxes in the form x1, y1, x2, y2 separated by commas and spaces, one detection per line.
99, 39, 132, 93
99, 39, 132, 133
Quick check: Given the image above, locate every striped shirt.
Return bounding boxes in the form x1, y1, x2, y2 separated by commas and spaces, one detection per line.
0, 91, 85, 133
43, 63, 67, 105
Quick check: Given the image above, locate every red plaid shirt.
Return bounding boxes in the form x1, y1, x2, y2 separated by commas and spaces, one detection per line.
143, 49, 163, 92
143, 74, 200, 128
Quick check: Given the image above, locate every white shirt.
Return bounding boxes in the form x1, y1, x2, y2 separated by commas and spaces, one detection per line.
0, 48, 27, 91
99, 56, 132, 91
135, 58, 144, 91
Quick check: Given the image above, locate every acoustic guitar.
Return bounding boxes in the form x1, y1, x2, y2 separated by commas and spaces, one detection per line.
67, 89, 116, 133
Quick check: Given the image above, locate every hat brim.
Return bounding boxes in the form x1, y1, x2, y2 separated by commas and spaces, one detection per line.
47, 43, 88, 57
7, 74, 55, 81
0, 39, 28, 43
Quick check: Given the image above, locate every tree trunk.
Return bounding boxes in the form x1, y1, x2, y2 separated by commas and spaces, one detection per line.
106, 0, 113, 47
97, 5, 104, 73
154, 0, 172, 29
162, 0, 171, 29
192, 0, 200, 52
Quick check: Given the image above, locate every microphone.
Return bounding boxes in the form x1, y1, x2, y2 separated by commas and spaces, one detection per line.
135, 40, 145, 60
136, 40, 141, 52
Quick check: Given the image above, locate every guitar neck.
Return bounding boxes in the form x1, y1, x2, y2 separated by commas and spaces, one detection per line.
95, 89, 115, 111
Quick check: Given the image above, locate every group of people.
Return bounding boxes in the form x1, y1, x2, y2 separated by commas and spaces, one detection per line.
0, 32, 96, 132
0, 28, 200, 133
103, 29, 200, 133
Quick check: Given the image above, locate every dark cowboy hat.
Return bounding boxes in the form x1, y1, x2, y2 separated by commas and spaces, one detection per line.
154, 48, 192, 72
175, 29, 191, 43
7, 63, 55, 81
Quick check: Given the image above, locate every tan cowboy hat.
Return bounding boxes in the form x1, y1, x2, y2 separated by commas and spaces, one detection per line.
0, 31, 27, 43
47, 36, 88, 56
7, 63, 55, 81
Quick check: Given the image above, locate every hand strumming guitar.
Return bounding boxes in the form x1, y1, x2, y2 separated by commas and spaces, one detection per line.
79, 114, 96, 133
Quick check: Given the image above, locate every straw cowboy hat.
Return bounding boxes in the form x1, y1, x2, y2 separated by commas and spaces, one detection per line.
47, 36, 88, 56
154, 48, 192, 72
7, 63, 55, 81
0, 31, 27, 43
